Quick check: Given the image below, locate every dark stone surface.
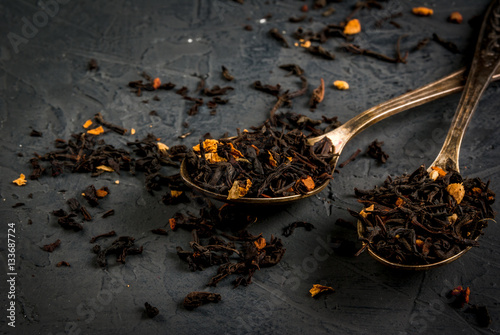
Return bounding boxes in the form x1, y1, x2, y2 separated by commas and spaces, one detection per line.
1, 1, 499, 334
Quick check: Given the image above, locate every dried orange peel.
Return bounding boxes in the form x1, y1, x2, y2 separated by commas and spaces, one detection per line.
344, 19, 361, 35
310, 284, 335, 297
87, 126, 104, 135
333, 80, 349, 90
254, 237, 266, 250
13, 174, 27, 186
193, 139, 246, 164
412, 7, 433, 16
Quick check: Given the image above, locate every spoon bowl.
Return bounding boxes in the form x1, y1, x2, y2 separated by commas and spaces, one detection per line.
356, 219, 478, 270
180, 158, 332, 204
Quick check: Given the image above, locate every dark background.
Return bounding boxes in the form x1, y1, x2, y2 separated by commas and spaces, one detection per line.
1, 1, 499, 334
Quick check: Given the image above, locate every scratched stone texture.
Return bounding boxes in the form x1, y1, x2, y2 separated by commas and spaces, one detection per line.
0, 0, 499, 334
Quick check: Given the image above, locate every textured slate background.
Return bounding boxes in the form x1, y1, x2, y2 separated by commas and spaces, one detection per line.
1, 1, 499, 334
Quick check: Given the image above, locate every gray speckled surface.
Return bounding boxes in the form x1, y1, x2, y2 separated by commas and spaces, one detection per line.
1, 1, 499, 334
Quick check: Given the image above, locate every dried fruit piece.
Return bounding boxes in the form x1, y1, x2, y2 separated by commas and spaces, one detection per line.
228, 142, 244, 158
359, 204, 375, 218
96, 187, 109, 198
153, 78, 161, 89
87, 126, 105, 135
299, 176, 315, 192
448, 11, 463, 24
193, 139, 219, 153
171, 190, 183, 197
294, 39, 311, 48
429, 170, 439, 181
344, 19, 361, 35
13, 173, 27, 186
169, 218, 176, 230
254, 237, 266, 250
268, 151, 278, 167
447, 213, 458, 225
333, 80, 349, 90
227, 179, 252, 200
310, 284, 334, 297
183, 292, 221, 310
412, 7, 433, 16
157, 142, 169, 153
447, 183, 465, 204
96, 165, 114, 172
450, 286, 470, 308
431, 166, 447, 177
310, 78, 325, 108
83, 119, 93, 128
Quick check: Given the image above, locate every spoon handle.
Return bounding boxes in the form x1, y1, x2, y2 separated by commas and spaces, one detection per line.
429, 0, 500, 172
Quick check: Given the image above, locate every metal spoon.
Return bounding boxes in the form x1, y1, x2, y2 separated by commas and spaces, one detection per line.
358, 0, 500, 269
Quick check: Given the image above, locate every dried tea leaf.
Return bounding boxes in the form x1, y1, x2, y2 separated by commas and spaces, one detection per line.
310, 78, 325, 108
13, 173, 27, 186
144, 302, 159, 318
447, 183, 465, 204
431, 166, 447, 177
309, 284, 334, 297
344, 19, 361, 35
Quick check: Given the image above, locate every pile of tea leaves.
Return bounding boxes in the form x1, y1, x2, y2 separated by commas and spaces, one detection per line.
351, 165, 495, 265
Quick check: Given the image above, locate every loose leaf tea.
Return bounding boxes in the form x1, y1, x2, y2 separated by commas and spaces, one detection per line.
309, 284, 334, 298
183, 292, 221, 310
352, 165, 495, 265
95, 236, 143, 267
282, 221, 316, 237
42, 239, 61, 252
366, 139, 389, 164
